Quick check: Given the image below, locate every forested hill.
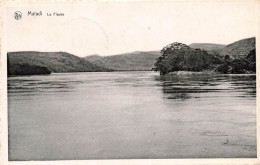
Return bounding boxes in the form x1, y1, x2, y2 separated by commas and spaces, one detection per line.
85, 51, 161, 71
8, 51, 110, 75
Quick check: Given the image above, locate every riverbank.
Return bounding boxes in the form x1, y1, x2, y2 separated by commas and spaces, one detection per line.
166, 70, 216, 76
165, 70, 256, 76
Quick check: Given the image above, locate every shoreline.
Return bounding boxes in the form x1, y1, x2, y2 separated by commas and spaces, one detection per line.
7, 70, 256, 77
165, 70, 256, 76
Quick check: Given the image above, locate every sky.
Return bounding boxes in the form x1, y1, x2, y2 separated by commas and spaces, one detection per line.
6, 1, 257, 57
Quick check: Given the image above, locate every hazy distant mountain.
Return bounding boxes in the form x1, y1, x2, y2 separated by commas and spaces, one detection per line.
85, 54, 103, 62
85, 51, 161, 71
8, 51, 110, 75
219, 37, 255, 59
189, 43, 226, 54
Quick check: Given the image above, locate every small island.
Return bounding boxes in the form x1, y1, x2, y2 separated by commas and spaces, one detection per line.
153, 42, 256, 75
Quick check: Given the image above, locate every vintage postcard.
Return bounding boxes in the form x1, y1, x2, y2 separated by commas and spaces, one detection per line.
0, 0, 260, 164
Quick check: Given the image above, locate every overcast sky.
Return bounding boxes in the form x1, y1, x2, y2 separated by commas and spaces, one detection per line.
6, 1, 257, 57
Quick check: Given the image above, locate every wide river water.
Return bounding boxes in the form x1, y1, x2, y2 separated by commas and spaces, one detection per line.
8, 71, 256, 160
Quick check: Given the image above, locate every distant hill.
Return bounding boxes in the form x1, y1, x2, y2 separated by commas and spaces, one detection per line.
8, 51, 110, 75
189, 43, 226, 54
85, 51, 161, 71
84, 54, 103, 62
219, 37, 255, 59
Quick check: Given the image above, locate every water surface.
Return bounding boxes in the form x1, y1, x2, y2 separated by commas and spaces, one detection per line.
8, 71, 256, 160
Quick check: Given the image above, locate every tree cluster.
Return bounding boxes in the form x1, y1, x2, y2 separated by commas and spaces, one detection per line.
154, 42, 220, 75
154, 43, 256, 75
215, 49, 256, 74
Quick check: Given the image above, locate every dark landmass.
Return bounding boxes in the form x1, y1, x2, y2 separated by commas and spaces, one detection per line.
153, 43, 221, 75
7, 51, 110, 76
215, 49, 256, 74
85, 51, 161, 71
8, 63, 51, 76
154, 37, 256, 75
219, 37, 255, 59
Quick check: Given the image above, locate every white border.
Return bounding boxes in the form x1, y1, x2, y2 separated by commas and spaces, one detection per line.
0, 0, 259, 164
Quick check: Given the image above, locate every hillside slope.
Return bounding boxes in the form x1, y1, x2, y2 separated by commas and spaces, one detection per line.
189, 43, 226, 54
85, 51, 161, 71
84, 54, 103, 62
219, 37, 255, 59
8, 51, 110, 74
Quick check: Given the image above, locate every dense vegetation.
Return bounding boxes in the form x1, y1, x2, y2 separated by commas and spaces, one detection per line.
154, 42, 256, 75
154, 43, 221, 75
216, 49, 256, 74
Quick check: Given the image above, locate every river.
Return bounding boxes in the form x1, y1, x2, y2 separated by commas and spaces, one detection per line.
8, 71, 256, 160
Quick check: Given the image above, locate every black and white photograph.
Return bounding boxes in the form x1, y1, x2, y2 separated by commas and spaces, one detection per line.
0, 0, 259, 164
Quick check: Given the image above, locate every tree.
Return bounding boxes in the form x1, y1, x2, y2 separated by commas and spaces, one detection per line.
230, 59, 249, 74
215, 63, 230, 74
154, 42, 216, 75
245, 49, 256, 72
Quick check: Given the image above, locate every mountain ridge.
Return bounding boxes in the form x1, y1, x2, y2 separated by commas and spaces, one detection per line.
189, 43, 226, 54
85, 51, 161, 71
85, 37, 255, 71
8, 51, 110, 75
8, 37, 256, 75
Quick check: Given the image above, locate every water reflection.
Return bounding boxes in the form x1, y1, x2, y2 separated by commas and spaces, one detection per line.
8, 76, 83, 94
155, 74, 256, 100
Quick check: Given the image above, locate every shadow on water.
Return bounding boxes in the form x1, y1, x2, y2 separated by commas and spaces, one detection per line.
8, 78, 83, 94
8, 72, 256, 100
154, 74, 256, 101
